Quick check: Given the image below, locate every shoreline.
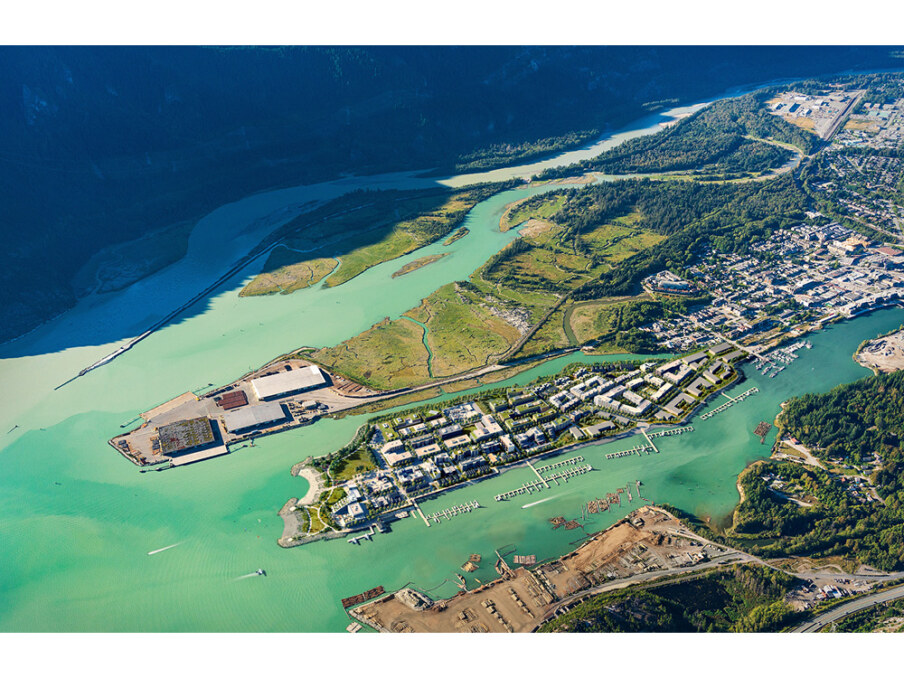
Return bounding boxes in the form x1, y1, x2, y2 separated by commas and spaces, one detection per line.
292, 461, 326, 505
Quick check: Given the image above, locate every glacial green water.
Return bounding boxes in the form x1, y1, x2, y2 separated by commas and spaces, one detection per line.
1, 88, 899, 632
0, 306, 899, 631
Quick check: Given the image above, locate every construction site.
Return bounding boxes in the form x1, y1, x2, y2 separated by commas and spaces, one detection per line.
349, 506, 742, 632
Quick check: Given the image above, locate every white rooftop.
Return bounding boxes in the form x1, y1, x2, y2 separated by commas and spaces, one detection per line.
251, 365, 326, 400
222, 402, 286, 432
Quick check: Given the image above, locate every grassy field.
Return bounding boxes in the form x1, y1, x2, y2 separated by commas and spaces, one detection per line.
510, 303, 573, 359
484, 242, 595, 290
489, 202, 665, 300
844, 119, 880, 132
579, 212, 666, 263
500, 193, 567, 231
241, 189, 488, 296
330, 447, 378, 483
307, 315, 432, 390
407, 283, 524, 378
308, 277, 540, 390
569, 294, 652, 345
240, 253, 337, 296
391, 253, 449, 278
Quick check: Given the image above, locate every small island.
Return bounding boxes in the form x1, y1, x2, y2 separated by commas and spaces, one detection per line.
443, 226, 469, 246
391, 253, 449, 278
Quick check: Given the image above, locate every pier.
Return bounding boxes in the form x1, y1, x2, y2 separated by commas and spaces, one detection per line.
640, 428, 660, 455
606, 444, 654, 460
494, 465, 592, 501
524, 459, 550, 489
535, 456, 585, 474
647, 426, 693, 439
348, 526, 376, 545
425, 500, 481, 524
700, 387, 759, 420
398, 487, 432, 527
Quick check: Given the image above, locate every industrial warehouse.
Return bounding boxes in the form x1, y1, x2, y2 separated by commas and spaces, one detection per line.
251, 365, 327, 400
109, 359, 382, 469
222, 402, 287, 433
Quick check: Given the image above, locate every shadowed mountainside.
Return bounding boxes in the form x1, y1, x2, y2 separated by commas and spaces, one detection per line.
1, 46, 900, 345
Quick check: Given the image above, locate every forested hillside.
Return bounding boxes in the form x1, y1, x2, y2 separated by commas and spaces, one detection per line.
538, 90, 818, 181
541, 564, 798, 633
781, 369, 904, 464
681, 371, 904, 571
1, 46, 898, 343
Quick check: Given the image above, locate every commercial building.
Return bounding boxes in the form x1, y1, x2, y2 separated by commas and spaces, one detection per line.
251, 365, 326, 400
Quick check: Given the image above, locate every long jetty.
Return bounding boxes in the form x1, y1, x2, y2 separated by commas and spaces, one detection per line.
700, 387, 759, 420
640, 428, 659, 455
56, 240, 289, 390
494, 464, 592, 501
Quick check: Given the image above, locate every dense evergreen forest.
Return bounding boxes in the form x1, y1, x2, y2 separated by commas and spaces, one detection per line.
540, 564, 798, 632
537, 90, 819, 180
2, 46, 899, 344
677, 371, 904, 571
781, 369, 904, 464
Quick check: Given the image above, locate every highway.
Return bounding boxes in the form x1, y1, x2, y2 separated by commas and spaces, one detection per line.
792, 582, 904, 632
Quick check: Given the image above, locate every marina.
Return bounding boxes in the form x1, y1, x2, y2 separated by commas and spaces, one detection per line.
606, 444, 654, 459
425, 500, 482, 524
535, 456, 585, 474
647, 426, 693, 438
495, 465, 593, 501
754, 340, 813, 378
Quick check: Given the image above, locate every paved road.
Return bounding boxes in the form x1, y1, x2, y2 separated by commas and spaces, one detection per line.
792, 582, 904, 632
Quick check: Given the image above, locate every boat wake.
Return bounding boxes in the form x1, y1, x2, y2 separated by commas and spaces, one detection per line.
522, 495, 560, 509
234, 569, 267, 581
147, 542, 182, 556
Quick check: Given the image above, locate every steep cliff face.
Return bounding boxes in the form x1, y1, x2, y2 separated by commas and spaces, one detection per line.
0, 46, 897, 343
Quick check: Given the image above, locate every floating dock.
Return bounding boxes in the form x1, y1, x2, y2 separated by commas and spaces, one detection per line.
754, 421, 773, 443
425, 500, 481, 523
700, 387, 759, 420
648, 426, 693, 439
494, 465, 592, 501
535, 456, 585, 474
348, 526, 376, 545
606, 444, 654, 460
